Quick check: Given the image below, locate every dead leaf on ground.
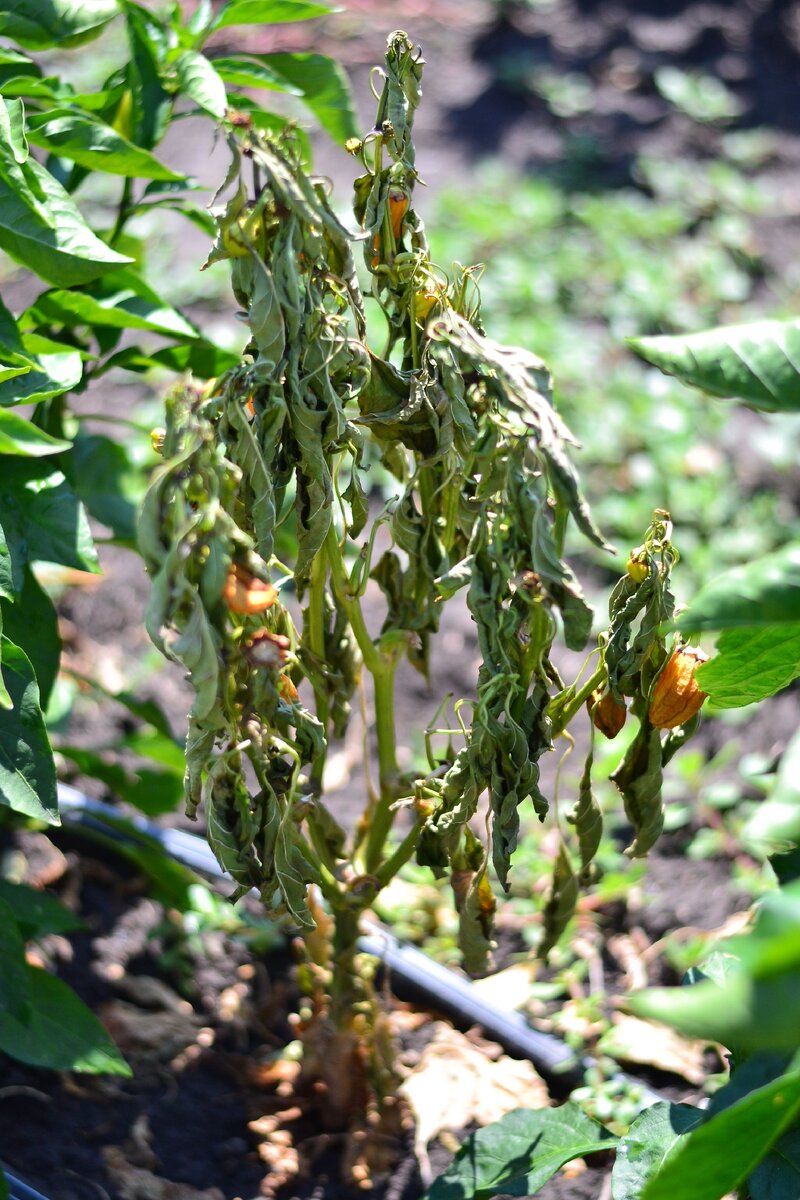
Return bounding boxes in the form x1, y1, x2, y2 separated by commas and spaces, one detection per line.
471, 962, 539, 1012
102, 1146, 224, 1200
600, 1013, 721, 1085
399, 1022, 549, 1183
100, 1000, 199, 1062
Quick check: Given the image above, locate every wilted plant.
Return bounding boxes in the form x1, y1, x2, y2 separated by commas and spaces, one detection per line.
140, 32, 704, 1166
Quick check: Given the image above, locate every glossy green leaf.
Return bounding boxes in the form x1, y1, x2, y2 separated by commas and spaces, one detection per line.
612, 1103, 702, 1199
59, 745, 183, 817
0, 879, 82, 939
1, 566, 61, 709
0, 409, 70, 456
0, 640, 58, 823
175, 50, 227, 120
0, 152, 131, 286
0, 460, 99, 590
0, 964, 130, 1075
23, 270, 199, 341
640, 1069, 800, 1200
0, 0, 118, 49
101, 340, 241, 378
0, 345, 83, 408
212, 55, 302, 94
0, 897, 30, 1020
25, 109, 184, 180
697, 624, 800, 708
261, 52, 358, 144
125, 5, 172, 151
0, 96, 28, 164
629, 319, 800, 412
425, 1104, 616, 1200
213, 0, 335, 29
679, 543, 800, 632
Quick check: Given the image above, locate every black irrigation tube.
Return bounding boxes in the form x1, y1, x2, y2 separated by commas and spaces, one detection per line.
55, 785, 665, 1105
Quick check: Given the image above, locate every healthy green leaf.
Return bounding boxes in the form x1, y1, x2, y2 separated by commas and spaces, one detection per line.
0, 879, 83, 939
59, 745, 183, 817
212, 55, 303, 94
697, 624, 800, 708
750, 1128, 800, 1200
213, 0, 335, 29
23, 270, 199, 341
425, 1104, 616, 1200
174, 50, 227, 120
125, 4, 172, 151
1, 566, 61, 709
0, 152, 131, 286
261, 52, 359, 144
0, 0, 118, 49
0, 409, 70, 456
0, 460, 99, 590
0, 96, 28, 164
0, 640, 58, 823
25, 109, 184, 180
743, 727, 800, 853
0, 964, 131, 1075
629, 319, 800, 412
0, 344, 83, 408
640, 1069, 800, 1200
100, 339, 240, 378
679, 543, 800, 632
67, 431, 147, 542
612, 1102, 702, 1199
0, 897, 30, 1020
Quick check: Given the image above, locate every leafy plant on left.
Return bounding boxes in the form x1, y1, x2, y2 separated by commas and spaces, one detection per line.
0, 0, 355, 1087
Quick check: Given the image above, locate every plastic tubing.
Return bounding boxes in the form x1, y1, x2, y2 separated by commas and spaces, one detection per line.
56, 784, 664, 1105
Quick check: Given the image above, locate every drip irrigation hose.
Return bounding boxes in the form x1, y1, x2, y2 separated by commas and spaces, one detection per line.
1, 1171, 50, 1200
56, 784, 664, 1106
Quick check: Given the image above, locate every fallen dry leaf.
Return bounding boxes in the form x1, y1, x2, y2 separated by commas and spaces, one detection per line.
100, 1000, 199, 1063
399, 1023, 549, 1183
600, 1013, 721, 1085
471, 962, 539, 1011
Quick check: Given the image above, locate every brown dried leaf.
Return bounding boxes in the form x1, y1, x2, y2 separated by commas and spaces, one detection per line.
600, 1013, 720, 1085
399, 1023, 549, 1181
470, 962, 538, 1012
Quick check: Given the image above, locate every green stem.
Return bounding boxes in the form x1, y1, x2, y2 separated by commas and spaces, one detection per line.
110, 177, 133, 245
551, 663, 606, 738
308, 548, 330, 792
375, 815, 424, 888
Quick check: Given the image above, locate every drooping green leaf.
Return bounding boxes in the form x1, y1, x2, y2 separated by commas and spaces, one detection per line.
640, 1069, 800, 1200
0, 897, 30, 1020
0, 879, 83, 939
100, 339, 240, 378
174, 50, 227, 120
0, 96, 28, 164
0, 409, 70, 456
425, 1103, 616, 1200
260, 52, 359, 144
629, 319, 800, 413
0, 639, 58, 823
679, 543, 800, 632
612, 1102, 702, 1199
0, 964, 130, 1075
25, 109, 184, 180
212, 55, 303, 94
1, 566, 61, 708
213, 0, 335, 30
0, 460, 99, 590
0, 0, 118, 49
696, 624, 800, 708
0, 152, 131, 286
125, 4, 172, 151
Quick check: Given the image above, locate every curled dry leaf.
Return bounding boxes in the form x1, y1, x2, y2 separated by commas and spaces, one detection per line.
399, 1022, 549, 1182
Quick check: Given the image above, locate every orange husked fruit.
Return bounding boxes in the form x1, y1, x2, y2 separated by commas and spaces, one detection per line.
587, 689, 627, 739
223, 565, 277, 614
648, 647, 709, 729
